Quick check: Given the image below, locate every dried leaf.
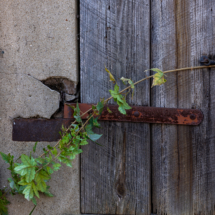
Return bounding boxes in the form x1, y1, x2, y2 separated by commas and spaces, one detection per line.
151, 68, 167, 87
105, 66, 116, 83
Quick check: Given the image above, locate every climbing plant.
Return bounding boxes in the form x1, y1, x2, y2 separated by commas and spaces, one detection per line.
0, 65, 214, 215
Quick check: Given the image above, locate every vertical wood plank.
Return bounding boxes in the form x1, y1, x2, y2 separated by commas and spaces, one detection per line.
151, 0, 215, 214
80, 0, 150, 214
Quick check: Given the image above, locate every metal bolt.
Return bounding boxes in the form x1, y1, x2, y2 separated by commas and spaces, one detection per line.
200, 55, 215, 66
190, 114, 196, 120
133, 111, 140, 117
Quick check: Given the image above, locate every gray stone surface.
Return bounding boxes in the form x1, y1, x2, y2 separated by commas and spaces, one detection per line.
0, 0, 78, 83
0, 0, 80, 214
6, 74, 60, 119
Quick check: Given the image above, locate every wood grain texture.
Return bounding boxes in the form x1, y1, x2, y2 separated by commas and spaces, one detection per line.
80, 0, 150, 214
151, 0, 215, 214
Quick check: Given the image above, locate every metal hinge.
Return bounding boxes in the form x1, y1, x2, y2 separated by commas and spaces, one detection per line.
12, 103, 203, 142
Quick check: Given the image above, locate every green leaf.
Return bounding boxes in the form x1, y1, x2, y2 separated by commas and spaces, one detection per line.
0, 152, 10, 164
88, 134, 102, 142
71, 124, 79, 132
33, 142, 38, 153
52, 163, 61, 171
18, 179, 28, 186
96, 102, 104, 114
80, 140, 88, 146
31, 197, 37, 206
44, 191, 54, 197
8, 178, 18, 190
32, 183, 39, 199
85, 124, 93, 134
85, 124, 102, 142
65, 161, 73, 167
150, 68, 167, 87
18, 185, 25, 193
21, 155, 36, 166
109, 84, 124, 103
23, 182, 34, 201
73, 103, 82, 123
118, 106, 126, 115
51, 147, 58, 156
35, 158, 45, 165
14, 155, 36, 183
35, 170, 50, 192
117, 97, 131, 115
0, 189, 10, 215
47, 145, 53, 150
44, 166, 53, 175
42, 148, 48, 154
44, 154, 53, 163
89, 117, 100, 128
14, 164, 35, 183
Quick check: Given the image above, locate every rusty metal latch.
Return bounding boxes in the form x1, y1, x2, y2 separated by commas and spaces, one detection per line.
12, 103, 203, 142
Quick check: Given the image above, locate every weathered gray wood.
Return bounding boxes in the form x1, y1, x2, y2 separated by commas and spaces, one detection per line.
80, 0, 150, 214
151, 0, 215, 214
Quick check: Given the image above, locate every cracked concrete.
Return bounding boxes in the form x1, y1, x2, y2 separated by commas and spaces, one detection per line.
0, 0, 80, 214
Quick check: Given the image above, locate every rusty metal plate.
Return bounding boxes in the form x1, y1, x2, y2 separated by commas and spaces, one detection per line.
13, 119, 73, 142
64, 103, 203, 125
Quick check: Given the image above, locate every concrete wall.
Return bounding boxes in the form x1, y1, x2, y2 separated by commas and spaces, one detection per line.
0, 0, 80, 214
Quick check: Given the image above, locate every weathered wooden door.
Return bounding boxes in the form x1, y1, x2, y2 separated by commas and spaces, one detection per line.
80, 0, 215, 214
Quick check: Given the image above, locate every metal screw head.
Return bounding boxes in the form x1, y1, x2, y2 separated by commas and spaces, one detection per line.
133, 111, 140, 117
190, 114, 196, 120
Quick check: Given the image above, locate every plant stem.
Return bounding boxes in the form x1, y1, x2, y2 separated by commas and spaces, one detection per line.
36, 114, 95, 173
40, 64, 215, 158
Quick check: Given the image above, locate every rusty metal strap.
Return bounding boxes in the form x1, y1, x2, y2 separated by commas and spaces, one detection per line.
13, 119, 73, 142
12, 104, 203, 142
64, 103, 203, 125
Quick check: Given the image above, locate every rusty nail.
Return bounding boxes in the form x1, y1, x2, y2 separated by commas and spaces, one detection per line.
190, 114, 196, 120
133, 111, 140, 117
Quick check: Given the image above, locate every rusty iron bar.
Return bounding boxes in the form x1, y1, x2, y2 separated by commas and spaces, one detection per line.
13, 119, 74, 142
64, 103, 203, 125
12, 104, 203, 142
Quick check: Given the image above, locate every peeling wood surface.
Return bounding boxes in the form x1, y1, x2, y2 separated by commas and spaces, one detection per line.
80, 0, 150, 214
151, 0, 215, 214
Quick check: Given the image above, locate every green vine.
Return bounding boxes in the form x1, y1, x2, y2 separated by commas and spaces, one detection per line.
0, 65, 214, 214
